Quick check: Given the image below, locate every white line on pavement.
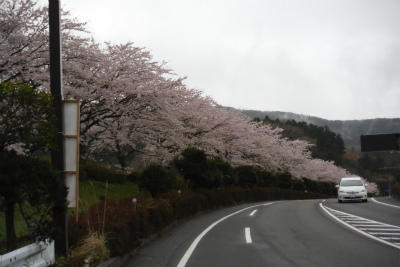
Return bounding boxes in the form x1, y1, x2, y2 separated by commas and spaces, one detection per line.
245, 227, 252, 243
371, 198, 400, 209
250, 210, 257, 216
177, 202, 277, 267
320, 204, 400, 251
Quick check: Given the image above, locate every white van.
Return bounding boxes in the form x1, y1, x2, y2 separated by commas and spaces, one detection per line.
336, 177, 368, 203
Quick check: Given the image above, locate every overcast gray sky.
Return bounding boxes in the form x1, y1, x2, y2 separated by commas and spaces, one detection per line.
48, 0, 400, 120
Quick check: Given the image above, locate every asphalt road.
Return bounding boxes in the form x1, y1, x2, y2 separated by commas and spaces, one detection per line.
126, 197, 400, 267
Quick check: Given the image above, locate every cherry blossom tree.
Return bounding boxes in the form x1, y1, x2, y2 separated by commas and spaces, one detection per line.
1, 0, 107, 160
0, 0, 89, 86
1, 0, 379, 193
173, 101, 378, 193
0, 0, 48, 86
82, 42, 190, 167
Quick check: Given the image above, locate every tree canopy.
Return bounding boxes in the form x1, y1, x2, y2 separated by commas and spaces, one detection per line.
0, 0, 379, 194
0, 81, 57, 154
0, 150, 68, 251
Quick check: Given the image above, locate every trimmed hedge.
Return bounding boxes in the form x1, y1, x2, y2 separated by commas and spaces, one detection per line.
83, 162, 127, 184
68, 187, 329, 257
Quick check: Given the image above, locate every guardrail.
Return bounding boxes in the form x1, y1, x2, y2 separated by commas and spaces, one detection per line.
0, 240, 54, 267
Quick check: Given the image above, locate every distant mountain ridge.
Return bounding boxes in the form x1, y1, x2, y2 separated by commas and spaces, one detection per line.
239, 109, 400, 149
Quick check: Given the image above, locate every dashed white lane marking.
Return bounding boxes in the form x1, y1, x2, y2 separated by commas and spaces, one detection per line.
177, 202, 277, 267
250, 210, 257, 216
245, 227, 252, 243
371, 198, 400, 209
320, 204, 400, 250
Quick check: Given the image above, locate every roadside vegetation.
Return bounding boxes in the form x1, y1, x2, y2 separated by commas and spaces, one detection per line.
256, 115, 400, 194
1, 147, 340, 263
1, 1, 394, 266
64, 148, 339, 266
0, 162, 140, 254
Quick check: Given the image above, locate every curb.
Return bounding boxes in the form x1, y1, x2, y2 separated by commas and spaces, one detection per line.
95, 215, 203, 267
97, 254, 130, 267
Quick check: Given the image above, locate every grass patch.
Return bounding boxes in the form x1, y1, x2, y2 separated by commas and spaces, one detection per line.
77, 180, 140, 213
1, 180, 140, 247
0, 204, 31, 246
68, 231, 110, 267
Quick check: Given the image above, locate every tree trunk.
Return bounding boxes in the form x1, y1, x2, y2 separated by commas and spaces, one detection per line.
5, 201, 17, 251
117, 153, 127, 171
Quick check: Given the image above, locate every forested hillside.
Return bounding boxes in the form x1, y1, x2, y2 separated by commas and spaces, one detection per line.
241, 109, 400, 149
253, 115, 345, 166
241, 108, 400, 195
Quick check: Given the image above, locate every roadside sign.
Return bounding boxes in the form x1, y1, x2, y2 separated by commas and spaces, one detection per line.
360, 133, 400, 152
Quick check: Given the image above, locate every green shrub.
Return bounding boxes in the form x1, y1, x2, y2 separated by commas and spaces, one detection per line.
208, 157, 236, 187
127, 169, 142, 183
140, 164, 176, 197
206, 158, 223, 188
292, 179, 306, 191
276, 171, 293, 189
85, 161, 127, 184
320, 181, 336, 196
235, 165, 258, 187
163, 191, 208, 219
172, 148, 239, 189
256, 169, 277, 187
174, 176, 187, 191
172, 147, 212, 189
302, 177, 318, 193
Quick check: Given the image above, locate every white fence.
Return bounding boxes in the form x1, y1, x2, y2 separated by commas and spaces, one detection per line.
0, 240, 54, 267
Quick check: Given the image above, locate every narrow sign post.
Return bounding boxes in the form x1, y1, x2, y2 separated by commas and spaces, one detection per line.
49, 0, 68, 258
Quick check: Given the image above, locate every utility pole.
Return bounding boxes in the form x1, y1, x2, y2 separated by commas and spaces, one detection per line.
49, 0, 68, 258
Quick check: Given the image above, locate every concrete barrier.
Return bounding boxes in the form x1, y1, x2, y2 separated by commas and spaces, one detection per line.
0, 240, 54, 267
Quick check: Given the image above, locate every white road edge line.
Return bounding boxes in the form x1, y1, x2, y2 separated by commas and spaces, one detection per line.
371, 198, 400, 209
250, 210, 257, 216
245, 227, 252, 243
177, 202, 277, 267
319, 203, 400, 251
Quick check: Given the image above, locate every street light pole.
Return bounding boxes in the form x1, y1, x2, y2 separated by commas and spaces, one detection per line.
49, 0, 68, 258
